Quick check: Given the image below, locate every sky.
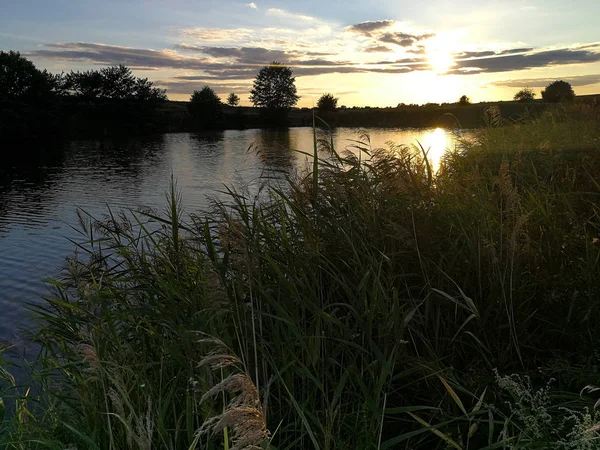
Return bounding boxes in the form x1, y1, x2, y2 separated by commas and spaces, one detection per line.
1, 0, 599, 107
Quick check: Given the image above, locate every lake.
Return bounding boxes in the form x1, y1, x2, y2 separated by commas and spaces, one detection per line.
0, 127, 463, 350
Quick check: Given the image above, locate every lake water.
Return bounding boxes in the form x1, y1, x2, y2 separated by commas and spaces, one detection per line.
0, 127, 462, 350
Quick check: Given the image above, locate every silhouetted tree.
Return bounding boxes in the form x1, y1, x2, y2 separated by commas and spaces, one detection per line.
514, 87, 536, 102
459, 95, 471, 105
65, 70, 104, 100
65, 65, 166, 102
227, 93, 240, 107
188, 86, 223, 129
0, 50, 57, 101
0, 51, 61, 141
250, 62, 299, 110
541, 80, 575, 103
317, 93, 338, 112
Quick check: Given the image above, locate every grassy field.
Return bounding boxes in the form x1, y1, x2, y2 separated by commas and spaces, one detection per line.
1, 104, 600, 449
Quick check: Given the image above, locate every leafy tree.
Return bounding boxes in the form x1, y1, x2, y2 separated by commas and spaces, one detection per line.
459, 95, 471, 105
541, 80, 575, 103
65, 70, 105, 100
0, 50, 57, 101
0, 51, 61, 141
227, 93, 240, 107
317, 93, 338, 112
65, 65, 166, 102
188, 86, 223, 129
250, 62, 299, 110
514, 87, 536, 102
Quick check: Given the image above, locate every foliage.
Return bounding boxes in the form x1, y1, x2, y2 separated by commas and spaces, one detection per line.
188, 86, 223, 129
541, 80, 575, 103
2, 108, 600, 449
64, 65, 166, 102
0, 51, 62, 141
514, 87, 536, 102
459, 94, 471, 105
317, 93, 339, 112
227, 92, 240, 107
249, 62, 299, 110
0, 51, 58, 100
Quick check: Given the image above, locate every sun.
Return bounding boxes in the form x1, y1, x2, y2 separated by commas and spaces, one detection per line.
427, 49, 455, 73
425, 35, 457, 73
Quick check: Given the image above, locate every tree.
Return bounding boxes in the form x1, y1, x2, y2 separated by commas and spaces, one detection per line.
227, 93, 240, 107
0, 50, 57, 101
0, 51, 61, 141
541, 80, 575, 103
250, 62, 299, 110
514, 87, 536, 102
317, 93, 338, 112
188, 86, 223, 129
459, 95, 471, 105
65, 65, 166, 102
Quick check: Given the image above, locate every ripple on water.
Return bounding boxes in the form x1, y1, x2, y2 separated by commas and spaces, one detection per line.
0, 128, 464, 343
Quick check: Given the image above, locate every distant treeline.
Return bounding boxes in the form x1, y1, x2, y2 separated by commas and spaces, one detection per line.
2, 50, 599, 145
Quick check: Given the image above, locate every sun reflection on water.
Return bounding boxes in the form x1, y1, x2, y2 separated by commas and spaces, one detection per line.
418, 127, 452, 172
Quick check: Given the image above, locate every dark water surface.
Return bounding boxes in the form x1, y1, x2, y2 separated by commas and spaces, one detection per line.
0, 127, 461, 349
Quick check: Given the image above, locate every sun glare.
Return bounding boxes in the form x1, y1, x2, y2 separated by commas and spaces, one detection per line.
427, 50, 455, 73
425, 35, 457, 74
421, 127, 451, 171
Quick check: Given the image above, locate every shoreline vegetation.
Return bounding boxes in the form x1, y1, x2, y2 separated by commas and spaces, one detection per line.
1, 104, 600, 449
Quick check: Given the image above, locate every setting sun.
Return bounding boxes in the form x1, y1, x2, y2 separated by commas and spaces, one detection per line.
427, 49, 455, 73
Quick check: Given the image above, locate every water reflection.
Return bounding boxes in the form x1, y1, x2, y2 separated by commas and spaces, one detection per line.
418, 128, 454, 171
251, 129, 296, 170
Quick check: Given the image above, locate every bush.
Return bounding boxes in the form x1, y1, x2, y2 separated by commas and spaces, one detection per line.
317, 93, 339, 112
541, 80, 575, 103
514, 87, 536, 102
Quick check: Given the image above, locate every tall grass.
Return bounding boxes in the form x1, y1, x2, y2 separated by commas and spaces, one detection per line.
1, 105, 600, 449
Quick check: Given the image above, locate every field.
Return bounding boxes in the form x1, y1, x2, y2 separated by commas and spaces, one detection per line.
1, 104, 600, 449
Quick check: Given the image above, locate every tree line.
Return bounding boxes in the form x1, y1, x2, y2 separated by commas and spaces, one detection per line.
0, 49, 585, 142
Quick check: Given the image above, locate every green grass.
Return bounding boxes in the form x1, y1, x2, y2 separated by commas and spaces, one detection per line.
1, 105, 600, 449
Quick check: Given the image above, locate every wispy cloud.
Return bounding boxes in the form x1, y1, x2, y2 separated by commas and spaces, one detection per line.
246, 2, 257, 9
180, 27, 253, 42
449, 47, 600, 74
379, 32, 435, 47
346, 20, 395, 37
492, 74, 600, 88
266, 8, 315, 22
363, 45, 393, 53
28, 42, 600, 81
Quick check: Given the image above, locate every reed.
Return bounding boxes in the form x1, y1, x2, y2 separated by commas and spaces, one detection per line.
1, 105, 600, 449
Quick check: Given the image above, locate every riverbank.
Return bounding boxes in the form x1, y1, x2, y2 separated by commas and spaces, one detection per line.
160, 98, 581, 131
1, 106, 600, 449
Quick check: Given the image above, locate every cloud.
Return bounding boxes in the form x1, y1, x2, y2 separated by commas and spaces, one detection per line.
363, 46, 393, 53
450, 47, 600, 74
180, 27, 253, 42
346, 20, 395, 36
379, 32, 435, 47
154, 79, 252, 95
453, 48, 532, 59
30, 42, 214, 70
27, 40, 600, 92
492, 74, 600, 88
266, 8, 315, 22
247, 2, 257, 9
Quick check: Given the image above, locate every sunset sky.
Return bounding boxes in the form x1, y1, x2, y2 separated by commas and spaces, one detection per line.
1, 0, 599, 107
